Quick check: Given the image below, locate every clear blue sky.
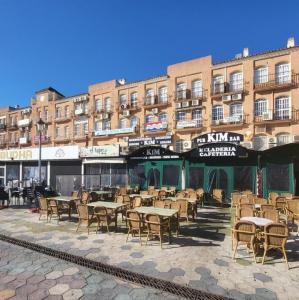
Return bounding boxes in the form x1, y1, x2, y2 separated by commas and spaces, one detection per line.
0, 0, 298, 107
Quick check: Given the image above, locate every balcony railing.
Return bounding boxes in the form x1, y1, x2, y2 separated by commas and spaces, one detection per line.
54, 135, 71, 141
211, 82, 244, 96
0, 124, 6, 130
143, 96, 169, 107
7, 123, 18, 130
33, 136, 51, 144
117, 102, 139, 111
55, 113, 71, 122
36, 116, 51, 123
74, 108, 88, 116
211, 114, 248, 126
254, 108, 299, 123
254, 73, 299, 91
8, 140, 18, 147
175, 89, 204, 101
144, 121, 168, 132
19, 137, 32, 145
94, 105, 114, 114
175, 118, 203, 130
73, 133, 88, 140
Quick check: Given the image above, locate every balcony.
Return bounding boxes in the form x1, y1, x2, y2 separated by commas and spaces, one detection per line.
175, 89, 205, 102
175, 118, 204, 132
19, 137, 32, 146
143, 96, 169, 109
117, 102, 139, 112
36, 115, 52, 124
94, 126, 138, 137
0, 123, 6, 131
73, 133, 88, 141
254, 108, 299, 124
74, 108, 88, 116
144, 121, 168, 135
33, 135, 51, 144
7, 123, 18, 131
54, 135, 71, 142
211, 82, 245, 99
253, 73, 299, 92
55, 113, 71, 123
94, 105, 114, 115
8, 140, 18, 147
17, 118, 31, 127
211, 114, 248, 128
0, 140, 7, 148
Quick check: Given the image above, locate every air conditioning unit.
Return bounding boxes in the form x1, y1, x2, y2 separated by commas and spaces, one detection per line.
182, 101, 189, 108
293, 135, 299, 142
222, 95, 232, 102
241, 142, 253, 149
192, 100, 199, 106
175, 102, 182, 109
182, 141, 192, 150
268, 137, 277, 144
152, 108, 159, 114
123, 110, 130, 117
262, 112, 273, 121
120, 104, 126, 110
231, 93, 242, 101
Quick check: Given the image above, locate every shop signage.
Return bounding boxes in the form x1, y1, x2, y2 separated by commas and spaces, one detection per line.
195, 132, 244, 144
176, 120, 199, 129
80, 145, 119, 157
73, 95, 88, 102
144, 121, 167, 132
128, 136, 172, 147
129, 146, 179, 160
0, 146, 79, 161
94, 127, 136, 136
192, 143, 247, 158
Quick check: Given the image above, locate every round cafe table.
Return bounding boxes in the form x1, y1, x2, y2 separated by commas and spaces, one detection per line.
241, 216, 273, 227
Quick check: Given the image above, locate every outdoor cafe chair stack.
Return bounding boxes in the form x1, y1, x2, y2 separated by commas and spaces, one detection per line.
262, 223, 289, 269
144, 213, 170, 249
126, 210, 144, 245
232, 221, 257, 263
76, 204, 97, 234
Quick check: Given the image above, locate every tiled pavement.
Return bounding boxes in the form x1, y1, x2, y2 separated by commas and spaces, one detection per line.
0, 240, 182, 300
0, 206, 299, 300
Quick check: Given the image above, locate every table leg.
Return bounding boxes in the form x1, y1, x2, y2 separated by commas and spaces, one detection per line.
115, 211, 118, 232
168, 217, 172, 244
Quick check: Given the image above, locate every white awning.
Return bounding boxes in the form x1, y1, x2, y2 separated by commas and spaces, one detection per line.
83, 158, 126, 164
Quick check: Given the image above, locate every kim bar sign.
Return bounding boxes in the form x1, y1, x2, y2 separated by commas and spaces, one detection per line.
195, 132, 244, 144
128, 136, 172, 147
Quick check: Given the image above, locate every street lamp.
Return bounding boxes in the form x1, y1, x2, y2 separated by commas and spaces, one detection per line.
36, 118, 46, 185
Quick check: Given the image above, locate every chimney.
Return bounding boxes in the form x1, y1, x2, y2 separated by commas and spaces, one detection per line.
287, 37, 295, 48
243, 48, 249, 57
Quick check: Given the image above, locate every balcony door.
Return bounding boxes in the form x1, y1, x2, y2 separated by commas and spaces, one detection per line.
275, 96, 290, 120
275, 63, 290, 84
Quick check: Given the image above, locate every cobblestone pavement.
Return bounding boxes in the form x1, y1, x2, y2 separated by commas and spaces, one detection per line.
0, 240, 183, 300
0, 206, 299, 300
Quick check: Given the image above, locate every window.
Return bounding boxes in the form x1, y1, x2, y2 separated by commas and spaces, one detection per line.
230, 103, 243, 121
159, 112, 167, 123
192, 110, 202, 126
188, 167, 204, 189
212, 105, 223, 121
145, 89, 155, 105
56, 107, 61, 118
158, 86, 168, 103
65, 106, 69, 117
162, 165, 180, 186
230, 72, 243, 92
275, 96, 290, 120
276, 133, 290, 145
130, 93, 138, 108
252, 135, 268, 151
75, 103, 81, 111
130, 116, 138, 128
175, 139, 184, 153
83, 123, 88, 135
176, 82, 187, 99
95, 99, 102, 111
104, 97, 111, 112
176, 111, 186, 121
234, 166, 252, 191
119, 94, 127, 106
267, 164, 289, 191
191, 80, 202, 98
55, 127, 60, 138
213, 75, 224, 93
44, 110, 48, 121
119, 118, 126, 129
74, 124, 80, 136
254, 66, 268, 84
95, 120, 102, 131
64, 126, 69, 138
254, 99, 268, 116
275, 63, 291, 84
145, 115, 154, 123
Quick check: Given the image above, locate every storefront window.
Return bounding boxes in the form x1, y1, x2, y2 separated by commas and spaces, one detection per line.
189, 167, 204, 189
234, 166, 252, 191
267, 163, 289, 191
162, 165, 179, 186
129, 165, 146, 186
276, 133, 290, 146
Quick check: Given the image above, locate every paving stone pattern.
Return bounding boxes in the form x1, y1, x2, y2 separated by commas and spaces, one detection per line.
0, 241, 181, 300
0, 207, 299, 299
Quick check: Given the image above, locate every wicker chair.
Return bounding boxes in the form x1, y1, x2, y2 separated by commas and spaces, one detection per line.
153, 200, 165, 208
274, 197, 287, 214
115, 195, 127, 221
163, 199, 172, 209
126, 210, 144, 245
185, 188, 195, 193
262, 223, 289, 269
144, 213, 170, 248
261, 204, 276, 212
239, 204, 255, 210
140, 190, 149, 195
123, 195, 131, 208
176, 199, 192, 222
262, 210, 279, 223
132, 196, 142, 208
94, 206, 116, 233
170, 202, 180, 236
254, 197, 268, 205
242, 190, 253, 195
235, 207, 254, 222
48, 199, 66, 223
286, 199, 299, 233
72, 191, 79, 198
38, 197, 50, 221
176, 191, 185, 198
212, 189, 223, 205
81, 192, 90, 204
158, 190, 167, 200
232, 221, 257, 262
76, 204, 97, 234
268, 192, 279, 205
231, 192, 242, 207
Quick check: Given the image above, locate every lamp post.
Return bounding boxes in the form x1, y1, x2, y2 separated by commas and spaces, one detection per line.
36, 118, 46, 185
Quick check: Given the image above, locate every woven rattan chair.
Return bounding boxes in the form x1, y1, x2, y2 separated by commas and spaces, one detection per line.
123, 195, 131, 208
212, 189, 223, 205
268, 192, 279, 205
153, 200, 165, 208
261, 204, 276, 212
38, 197, 50, 221
254, 197, 268, 205
176, 199, 191, 222
94, 206, 116, 233
126, 210, 144, 245
262, 223, 289, 269
185, 188, 195, 192
158, 190, 167, 200
72, 191, 79, 198
76, 204, 97, 234
48, 199, 66, 223
144, 213, 170, 248
242, 190, 253, 195
81, 192, 90, 204
235, 207, 254, 222
163, 199, 172, 209
132, 196, 142, 208
140, 190, 149, 195
275, 197, 287, 214
286, 199, 299, 233
262, 209, 279, 223
232, 221, 257, 262
231, 192, 242, 207
115, 195, 127, 221
169, 186, 176, 196
176, 191, 185, 198
170, 201, 180, 236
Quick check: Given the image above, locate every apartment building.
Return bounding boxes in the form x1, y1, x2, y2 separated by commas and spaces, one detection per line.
0, 37, 298, 192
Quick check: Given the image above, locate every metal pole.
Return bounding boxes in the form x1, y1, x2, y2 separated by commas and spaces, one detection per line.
38, 129, 42, 184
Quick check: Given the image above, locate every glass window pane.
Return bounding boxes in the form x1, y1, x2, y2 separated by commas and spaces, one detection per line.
234, 166, 252, 191
267, 164, 289, 191
189, 167, 204, 189
162, 165, 179, 186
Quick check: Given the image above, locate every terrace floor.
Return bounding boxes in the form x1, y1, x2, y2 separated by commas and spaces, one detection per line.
0, 206, 298, 300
